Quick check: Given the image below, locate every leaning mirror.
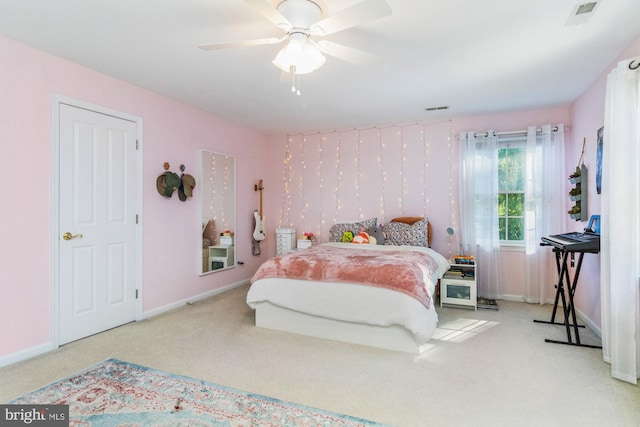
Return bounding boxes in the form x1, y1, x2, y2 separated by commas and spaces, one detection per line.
200, 150, 236, 274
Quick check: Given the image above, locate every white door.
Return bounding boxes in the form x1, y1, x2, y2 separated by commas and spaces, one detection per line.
58, 103, 139, 344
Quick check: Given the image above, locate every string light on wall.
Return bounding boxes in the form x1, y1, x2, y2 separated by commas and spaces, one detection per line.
356, 130, 362, 220
400, 127, 406, 214
210, 152, 217, 238
378, 128, 386, 221
278, 121, 451, 243
300, 136, 307, 230
319, 135, 325, 238
422, 125, 430, 216
280, 136, 293, 226
221, 155, 229, 231
334, 133, 342, 223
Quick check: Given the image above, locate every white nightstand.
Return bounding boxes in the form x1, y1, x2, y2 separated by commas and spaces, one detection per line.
208, 245, 234, 270
440, 262, 477, 310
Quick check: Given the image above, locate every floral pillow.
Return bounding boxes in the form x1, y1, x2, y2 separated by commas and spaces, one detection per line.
329, 218, 377, 242
383, 218, 429, 246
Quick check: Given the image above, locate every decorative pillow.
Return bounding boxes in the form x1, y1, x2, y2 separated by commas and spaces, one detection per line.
329, 218, 377, 242
383, 218, 429, 247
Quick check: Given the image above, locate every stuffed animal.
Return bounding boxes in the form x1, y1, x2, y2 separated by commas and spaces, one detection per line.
341, 230, 354, 242
352, 231, 370, 244
366, 225, 386, 245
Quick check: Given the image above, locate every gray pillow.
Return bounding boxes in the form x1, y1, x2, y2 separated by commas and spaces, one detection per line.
382, 218, 429, 246
329, 218, 377, 242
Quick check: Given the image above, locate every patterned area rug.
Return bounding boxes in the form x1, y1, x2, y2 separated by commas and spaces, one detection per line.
10, 358, 388, 427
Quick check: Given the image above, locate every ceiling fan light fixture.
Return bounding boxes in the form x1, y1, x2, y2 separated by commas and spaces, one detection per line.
272, 34, 326, 74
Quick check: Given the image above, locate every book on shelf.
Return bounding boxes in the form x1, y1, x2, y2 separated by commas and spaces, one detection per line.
453, 255, 475, 265
444, 271, 464, 277
444, 267, 475, 279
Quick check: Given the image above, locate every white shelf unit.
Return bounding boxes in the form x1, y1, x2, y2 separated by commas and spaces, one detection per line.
208, 245, 234, 270
440, 263, 477, 310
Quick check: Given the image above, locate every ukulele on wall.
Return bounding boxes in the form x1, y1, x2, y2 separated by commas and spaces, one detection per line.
253, 179, 266, 241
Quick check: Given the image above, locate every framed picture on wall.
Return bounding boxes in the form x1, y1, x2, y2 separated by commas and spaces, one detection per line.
596, 126, 603, 194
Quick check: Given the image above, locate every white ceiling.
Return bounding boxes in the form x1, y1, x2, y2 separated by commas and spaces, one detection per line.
0, 0, 638, 135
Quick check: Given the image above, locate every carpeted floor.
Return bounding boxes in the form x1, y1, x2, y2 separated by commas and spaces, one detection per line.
1, 284, 638, 427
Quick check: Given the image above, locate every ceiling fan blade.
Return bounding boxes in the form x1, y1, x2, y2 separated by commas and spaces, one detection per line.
310, 0, 391, 36
244, 0, 292, 31
198, 37, 285, 51
316, 40, 383, 67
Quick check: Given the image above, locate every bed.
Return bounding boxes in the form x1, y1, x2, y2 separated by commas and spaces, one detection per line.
246, 218, 450, 353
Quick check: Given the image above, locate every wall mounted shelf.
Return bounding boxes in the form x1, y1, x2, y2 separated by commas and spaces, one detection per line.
568, 165, 587, 221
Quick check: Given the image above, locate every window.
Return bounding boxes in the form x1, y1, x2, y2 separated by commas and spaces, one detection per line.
498, 140, 526, 242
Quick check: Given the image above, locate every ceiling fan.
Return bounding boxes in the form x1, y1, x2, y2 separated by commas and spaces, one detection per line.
198, 0, 392, 75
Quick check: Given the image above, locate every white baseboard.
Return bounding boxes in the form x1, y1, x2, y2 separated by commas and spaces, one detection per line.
0, 280, 250, 368
575, 307, 602, 339
500, 293, 524, 302
497, 294, 602, 339
142, 279, 250, 319
0, 342, 56, 369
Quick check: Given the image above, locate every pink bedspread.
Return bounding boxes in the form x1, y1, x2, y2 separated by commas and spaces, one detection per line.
251, 245, 440, 308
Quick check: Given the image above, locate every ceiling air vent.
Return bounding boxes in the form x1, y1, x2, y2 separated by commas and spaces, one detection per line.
576, 2, 598, 14
565, 2, 600, 26
424, 106, 449, 112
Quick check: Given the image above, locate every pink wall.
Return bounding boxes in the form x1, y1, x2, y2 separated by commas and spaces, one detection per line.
265, 106, 572, 298
0, 35, 270, 359
568, 34, 640, 329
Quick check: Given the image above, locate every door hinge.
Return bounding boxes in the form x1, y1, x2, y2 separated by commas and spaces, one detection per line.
136, 139, 139, 150
136, 214, 139, 224
135, 289, 139, 299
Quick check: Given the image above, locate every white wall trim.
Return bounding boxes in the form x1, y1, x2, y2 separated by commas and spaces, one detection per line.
576, 306, 602, 339
0, 281, 248, 368
500, 294, 601, 338
0, 342, 56, 369
142, 280, 250, 320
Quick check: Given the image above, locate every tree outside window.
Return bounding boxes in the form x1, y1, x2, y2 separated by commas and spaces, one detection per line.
498, 146, 525, 241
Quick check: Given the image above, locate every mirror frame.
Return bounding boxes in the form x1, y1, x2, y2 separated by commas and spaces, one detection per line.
199, 149, 237, 275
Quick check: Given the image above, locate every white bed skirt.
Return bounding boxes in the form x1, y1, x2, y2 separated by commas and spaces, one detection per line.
254, 301, 432, 354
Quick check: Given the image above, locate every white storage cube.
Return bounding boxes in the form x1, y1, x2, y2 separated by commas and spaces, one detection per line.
297, 239, 313, 249
220, 236, 234, 246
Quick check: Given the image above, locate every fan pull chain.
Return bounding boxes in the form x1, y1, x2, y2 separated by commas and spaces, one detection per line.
291, 65, 296, 93
288, 65, 301, 96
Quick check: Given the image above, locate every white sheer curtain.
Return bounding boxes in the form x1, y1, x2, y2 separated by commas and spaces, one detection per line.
459, 131, 503, 299
523, 125, 566, 303
601, 56, 640, 384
